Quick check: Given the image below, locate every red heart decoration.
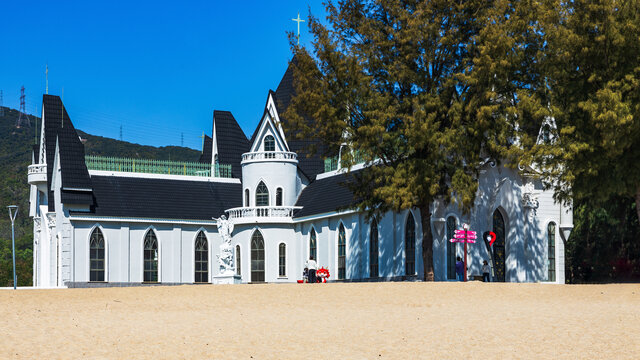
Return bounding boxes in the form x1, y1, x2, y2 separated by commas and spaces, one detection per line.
489, 231, 496, 246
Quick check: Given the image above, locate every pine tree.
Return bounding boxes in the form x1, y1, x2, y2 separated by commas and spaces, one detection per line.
283, 0, 533, 280
524, 0, 640, 224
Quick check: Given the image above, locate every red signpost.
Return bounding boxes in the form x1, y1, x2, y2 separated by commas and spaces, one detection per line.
450, 224, 476, 281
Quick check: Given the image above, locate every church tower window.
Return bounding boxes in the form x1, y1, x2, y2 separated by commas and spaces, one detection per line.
405, 212, 416, 276
194, 231, 208, 283
370, 219, 379, 278
548, 222, 556, 282
89, 227, 105, 282
279, 243, 286, 277
251, 231, 265, 283
276, 188, 283, 206
338, 223, 346, 280
256, 181, 269, 206
245, 189, 250, 207
264, 135, 275, 152
143, 230, 159, 283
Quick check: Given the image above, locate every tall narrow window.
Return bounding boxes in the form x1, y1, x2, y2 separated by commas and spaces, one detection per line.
236, 245, 241, 276
194, 231, 208, 283
279, 243, 286, 277
89, 227, 105, 282
143, 230, 158, 282
276, 188, 283, 206
245, 189, 250, 207
309, 228, 317, 261
492, 209, 506, 282
251, 231, 265, 282
264, 135, 275, 151
446, 216, 457, 280
369, 219, 379, 278
548, 222, 556, 282
338, 223, 346, 280
256, 181, 269, 206
405, 212, 416, 276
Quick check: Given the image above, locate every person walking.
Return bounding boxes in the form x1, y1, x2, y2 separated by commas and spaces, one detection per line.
455, 256, 464, 281
306, 256, 317, 283
482, 260, 491, 282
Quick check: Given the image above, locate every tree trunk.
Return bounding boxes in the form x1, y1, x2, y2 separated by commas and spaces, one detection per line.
420, 205, 434, 281
635, 187, 640, 226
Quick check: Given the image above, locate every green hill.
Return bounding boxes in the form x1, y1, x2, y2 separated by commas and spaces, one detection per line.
0, 105, 202, 287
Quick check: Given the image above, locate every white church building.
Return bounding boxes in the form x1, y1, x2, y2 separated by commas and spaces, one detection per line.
27, 61, 573, 287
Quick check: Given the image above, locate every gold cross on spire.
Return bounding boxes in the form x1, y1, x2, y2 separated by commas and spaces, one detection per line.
292, 12, 305, 45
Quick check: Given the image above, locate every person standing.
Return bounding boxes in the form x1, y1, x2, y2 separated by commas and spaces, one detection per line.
306, 256, 317, 283
482, 260, 491, 282
455, 256, 464, 281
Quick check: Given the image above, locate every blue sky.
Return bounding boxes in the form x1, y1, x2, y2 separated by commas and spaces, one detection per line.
0, 1, 327, 149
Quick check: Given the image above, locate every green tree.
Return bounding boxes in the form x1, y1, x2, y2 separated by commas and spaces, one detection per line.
283, 0, 543, 280
525, 0, 640, 223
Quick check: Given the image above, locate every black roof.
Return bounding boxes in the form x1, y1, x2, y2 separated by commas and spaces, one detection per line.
42, 95, 93, 211
198, 134, 212, 163
294, 171, 358, 218
213, 111, 250, 179
273, 59, 327, 179
72, 176, 242, 220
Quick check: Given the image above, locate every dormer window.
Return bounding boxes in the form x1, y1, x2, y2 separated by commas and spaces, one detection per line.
264, 135, 275, 152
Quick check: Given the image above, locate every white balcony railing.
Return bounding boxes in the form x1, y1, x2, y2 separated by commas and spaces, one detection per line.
225, 206, 302, 223
241, 151, 298, 164
28, 164, 47, 184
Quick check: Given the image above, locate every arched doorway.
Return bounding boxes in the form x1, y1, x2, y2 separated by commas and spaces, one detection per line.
492, 209, 506, 282
251, 230, 265, 283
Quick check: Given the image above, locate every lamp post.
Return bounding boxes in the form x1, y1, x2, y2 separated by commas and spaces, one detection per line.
8, 205, 18, 289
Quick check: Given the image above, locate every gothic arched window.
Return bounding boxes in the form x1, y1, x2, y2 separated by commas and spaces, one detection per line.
492, 209, 506, 282
369, 219, 379, 278
143, 230, 159, 283
309, 228, 317, 261
256, 181, 269, 206
236, 245, 241, 276
251, 231, 265, 282
89, 227, 105, 282
548, 222, 556, 282
405, 212, 416, 276
194, 231, 208, 283
279, 243, 286, 277
446, 216, 457, 280
264, 135, 275, 152
338, 223, 346, 280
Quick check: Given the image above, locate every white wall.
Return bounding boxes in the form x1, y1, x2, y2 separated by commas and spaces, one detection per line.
70, 221, 220, 284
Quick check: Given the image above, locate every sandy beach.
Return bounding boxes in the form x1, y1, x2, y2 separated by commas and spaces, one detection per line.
0, 282, 638, 359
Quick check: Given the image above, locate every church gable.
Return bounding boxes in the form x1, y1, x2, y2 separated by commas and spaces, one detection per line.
249, 92, 290, 153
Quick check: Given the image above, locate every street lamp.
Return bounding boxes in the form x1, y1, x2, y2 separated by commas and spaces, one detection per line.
8, 205, 18, 290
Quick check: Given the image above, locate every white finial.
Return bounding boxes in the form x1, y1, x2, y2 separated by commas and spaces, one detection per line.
45, 64, 49, 95
291, 12, 305, 45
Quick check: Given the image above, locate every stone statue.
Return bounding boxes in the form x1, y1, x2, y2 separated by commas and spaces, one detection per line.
214, 215, 235, 275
